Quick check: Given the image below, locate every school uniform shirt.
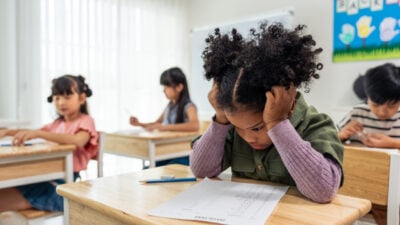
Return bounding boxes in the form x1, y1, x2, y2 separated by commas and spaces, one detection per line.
338, 103, 400, 143
41, 114, 99, 172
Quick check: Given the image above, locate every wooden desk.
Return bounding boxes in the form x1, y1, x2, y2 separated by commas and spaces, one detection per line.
101, 131, 199, 168
0, 143, 75, 188
57, 164, 371, 225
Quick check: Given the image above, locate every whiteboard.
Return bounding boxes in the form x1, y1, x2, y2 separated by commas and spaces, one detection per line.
190, 10, 294, 118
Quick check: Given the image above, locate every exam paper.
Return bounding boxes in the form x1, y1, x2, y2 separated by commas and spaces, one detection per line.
148, 178, 288, 225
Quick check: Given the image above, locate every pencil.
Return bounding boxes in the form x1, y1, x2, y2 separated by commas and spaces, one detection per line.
141, 177, 197, 184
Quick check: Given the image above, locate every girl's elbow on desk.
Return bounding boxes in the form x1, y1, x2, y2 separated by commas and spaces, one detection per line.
190, 164, 220, 178
299, 185, 339, 204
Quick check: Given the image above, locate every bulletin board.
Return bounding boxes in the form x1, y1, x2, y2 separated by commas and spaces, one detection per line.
333, 0, 400, 62
190, 10, 293, 117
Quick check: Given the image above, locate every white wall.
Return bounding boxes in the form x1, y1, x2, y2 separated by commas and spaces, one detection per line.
188, 0, 400, 122
3, 1, 399, 124
0, 0, 17, 119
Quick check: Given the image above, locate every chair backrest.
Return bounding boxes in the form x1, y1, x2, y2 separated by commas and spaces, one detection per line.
339, 145, 391, 205
92, 131, 104, 177
338, 145, 400, 224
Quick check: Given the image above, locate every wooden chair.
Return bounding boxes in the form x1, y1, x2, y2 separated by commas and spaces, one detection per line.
19, 209, 62, 224
338, 145, 400, 225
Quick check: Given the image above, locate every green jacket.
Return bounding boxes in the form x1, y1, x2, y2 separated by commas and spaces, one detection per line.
222, 93, 344, 186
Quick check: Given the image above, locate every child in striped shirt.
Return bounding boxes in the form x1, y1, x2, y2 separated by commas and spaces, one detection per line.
338, 63, 400, 148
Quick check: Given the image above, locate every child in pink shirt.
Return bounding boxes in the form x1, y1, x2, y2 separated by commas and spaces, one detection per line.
0, 75, 98, 212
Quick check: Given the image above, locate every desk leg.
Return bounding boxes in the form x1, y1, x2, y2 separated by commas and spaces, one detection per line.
65, 153, 73, 183
63, 199, 69, 225
142, 160, 146, 168
148, 141, 156, 168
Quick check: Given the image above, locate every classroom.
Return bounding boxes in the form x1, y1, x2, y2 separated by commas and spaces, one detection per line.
1, 0, 400, 225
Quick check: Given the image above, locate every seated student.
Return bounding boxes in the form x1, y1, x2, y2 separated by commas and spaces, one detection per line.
190, 23, 343, 203
338, 63, 400, 147
338, 63, 400, 225
129, 67, 199, 166
0, 75, 98, 212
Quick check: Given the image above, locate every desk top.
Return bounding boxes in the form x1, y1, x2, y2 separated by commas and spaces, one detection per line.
344, 143, 399, 154
57, 165, 371, 225
109, 130, 199, 140
0, 143, 76, 158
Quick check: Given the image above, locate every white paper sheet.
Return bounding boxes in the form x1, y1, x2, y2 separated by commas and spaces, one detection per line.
148, 178, 288, 225
0, 137, 46, 146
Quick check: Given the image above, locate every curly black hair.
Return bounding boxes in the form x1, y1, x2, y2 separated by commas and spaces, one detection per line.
202, 22, 323, 113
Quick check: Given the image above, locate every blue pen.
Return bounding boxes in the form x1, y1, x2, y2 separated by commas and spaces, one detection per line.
141, 177, 197, 184
1, 143, 33, 147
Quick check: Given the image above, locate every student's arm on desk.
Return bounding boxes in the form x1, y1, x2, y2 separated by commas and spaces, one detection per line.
190, 121, 231, 177
0, 129, 29, 137
269, 120, 342, 203
149, 105, 199, 132
13, 130, 89, 147
130, 112, 164, 128
361, 133, 400, 148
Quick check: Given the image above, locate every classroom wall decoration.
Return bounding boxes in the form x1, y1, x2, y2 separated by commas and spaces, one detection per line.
333, 0, 400, 62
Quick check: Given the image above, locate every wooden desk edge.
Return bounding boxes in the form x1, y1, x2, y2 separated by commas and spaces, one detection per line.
56, 186, 152, 225
344, 145, 400, 154
0, 144, 76, 158
106, 132, 200, 140
57, 164, 373, 225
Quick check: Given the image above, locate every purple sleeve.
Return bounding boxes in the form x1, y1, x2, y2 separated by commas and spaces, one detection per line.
190, 121, 232, 177
268, 119, 342, 203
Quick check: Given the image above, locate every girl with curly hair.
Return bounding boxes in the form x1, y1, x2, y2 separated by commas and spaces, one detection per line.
190, 23, 343, 203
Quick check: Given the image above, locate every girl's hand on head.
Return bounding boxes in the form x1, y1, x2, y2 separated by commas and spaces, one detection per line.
12, 130, 37, 146
361, 133, 394, 148
129, 116, 140, 126
338, 120, 363, 140
208, 82, 229, 124
264, 85, 297, 130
